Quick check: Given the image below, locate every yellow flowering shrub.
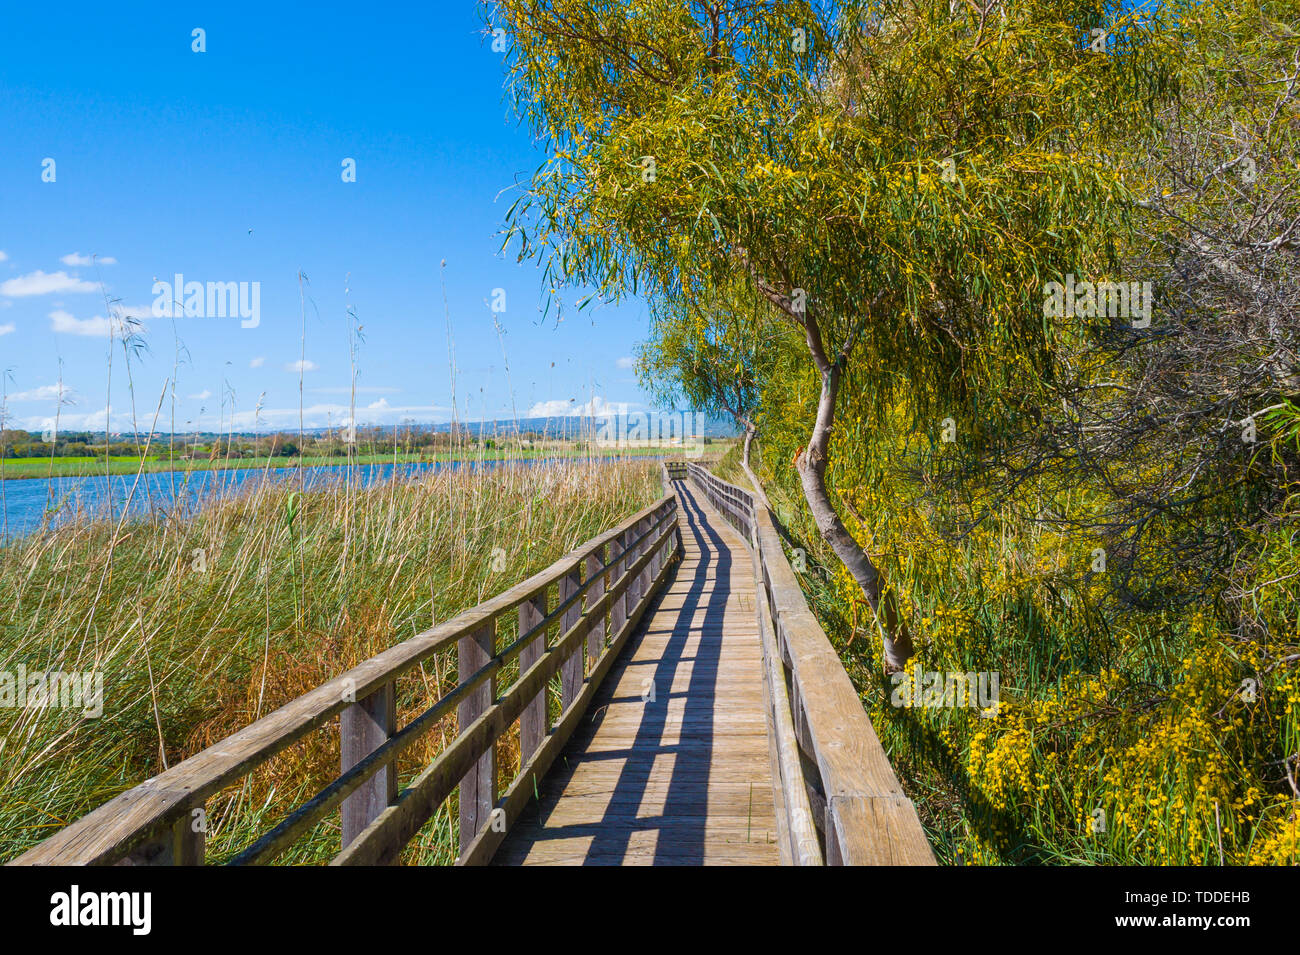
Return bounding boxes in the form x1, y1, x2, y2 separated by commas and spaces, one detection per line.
747, 387, 1300, 867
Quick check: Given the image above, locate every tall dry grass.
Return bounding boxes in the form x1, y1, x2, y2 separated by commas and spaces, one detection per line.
0, 458, 661, 864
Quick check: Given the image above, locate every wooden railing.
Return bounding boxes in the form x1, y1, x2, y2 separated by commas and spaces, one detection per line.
685, 462, 935, 865
13, 484, 682, 866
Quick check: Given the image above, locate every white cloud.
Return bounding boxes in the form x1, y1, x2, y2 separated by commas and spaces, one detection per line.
21, 404, 127, 432
6, 383, 74, 402
0, 250, 8, 261
526, 396, 627, 418
286, 359, 318, 373
1, 270, 98, 297
189, 390, 212, 401
60, 253, 117, 267
0, 323, 13, 336
249, 356, 265, 368
615, 356, 635, 369
367, 398, 390, 410
49, 309, 120, 337
527, 398, 576, 417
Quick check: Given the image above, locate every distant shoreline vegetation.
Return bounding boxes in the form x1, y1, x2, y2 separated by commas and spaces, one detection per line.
0, 420, 730, 480
0, 444, 701, 480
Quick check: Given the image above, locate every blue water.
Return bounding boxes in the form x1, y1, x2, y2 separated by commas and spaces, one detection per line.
0, 457, 646, 541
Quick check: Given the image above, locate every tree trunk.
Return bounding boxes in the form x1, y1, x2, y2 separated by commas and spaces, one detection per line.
741, 421, 755, 469
741, 259, 911, 670
795, 362, 914, 672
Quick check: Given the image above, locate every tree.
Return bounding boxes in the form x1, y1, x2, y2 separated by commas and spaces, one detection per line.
636, 278, 778, 466
494, 0, 1174, 669
947, 0, 1300, 620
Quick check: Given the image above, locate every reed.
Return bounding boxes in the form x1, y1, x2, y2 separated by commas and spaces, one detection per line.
0, 457, 660, 864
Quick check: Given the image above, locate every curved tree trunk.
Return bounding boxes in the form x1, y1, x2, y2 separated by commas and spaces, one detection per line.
795, 362, 914, 672
741, 421, 755, 469
742, 260, 911, 671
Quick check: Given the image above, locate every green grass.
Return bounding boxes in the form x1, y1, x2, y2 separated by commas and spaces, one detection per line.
0, 458, 664, 864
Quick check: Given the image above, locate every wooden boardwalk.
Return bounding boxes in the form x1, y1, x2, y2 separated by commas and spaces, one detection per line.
13, 463, 933, 867
495, 480, 780, 865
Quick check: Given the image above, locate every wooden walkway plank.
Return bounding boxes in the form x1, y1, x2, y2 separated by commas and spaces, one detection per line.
494, 480, 781, 866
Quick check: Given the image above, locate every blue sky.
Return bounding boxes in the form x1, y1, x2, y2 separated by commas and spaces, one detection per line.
0, 2, 655, 435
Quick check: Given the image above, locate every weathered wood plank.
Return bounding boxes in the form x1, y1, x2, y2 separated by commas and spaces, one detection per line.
585, 547, 606, 665
117, 812, 205, 866
559, 567, 583, 712
340, 682, 397, 851
609, 531, 627, 645
518, 590, 548, 763
457, 621, 496, 854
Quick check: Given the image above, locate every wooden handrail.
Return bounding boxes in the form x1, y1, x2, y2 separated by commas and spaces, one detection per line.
685, 463, 935, 866
12, 490, 682, 866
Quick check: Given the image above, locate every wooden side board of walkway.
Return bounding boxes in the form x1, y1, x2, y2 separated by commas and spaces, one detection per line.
495, 480, 780, 865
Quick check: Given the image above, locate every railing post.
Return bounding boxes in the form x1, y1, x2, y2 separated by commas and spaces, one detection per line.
341, 682, 397, 851
176, 805, 206, 865
626, 521, 641, 609
457, 620, 496, 855
608, 530, 627, 639
559, 565, 584, 711
622, 525, 638, 621
636, 516, 652, 602
649, 508, 662, 579
118, 808, 206, 865
518, 588, 548, 763
585, 545, 607, 667
659, 503, 671, 568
